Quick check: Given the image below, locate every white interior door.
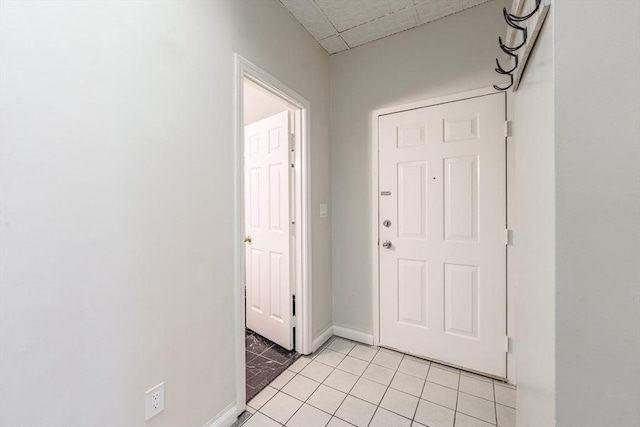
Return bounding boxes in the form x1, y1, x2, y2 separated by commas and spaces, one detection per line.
245, 110, 293, 350
378, 93, 506, 377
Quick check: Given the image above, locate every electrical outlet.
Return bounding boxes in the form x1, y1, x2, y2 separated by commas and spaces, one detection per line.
320, 203, 329, 218
145, 382, 165, 421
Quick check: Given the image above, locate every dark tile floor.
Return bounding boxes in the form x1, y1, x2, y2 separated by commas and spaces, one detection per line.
246, 329, 298, 402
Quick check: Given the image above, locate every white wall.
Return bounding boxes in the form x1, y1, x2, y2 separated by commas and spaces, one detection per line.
330, 0, 510, 335
0, 1, 331, 425
510, 8, 555, 426
554, 1, 640, 426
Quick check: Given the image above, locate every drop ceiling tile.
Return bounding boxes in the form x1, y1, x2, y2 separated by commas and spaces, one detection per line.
340, 19, 380, 48
388, 0, 414, 13
415, 0, 441, 23
316, 0, 371, 32
374, 8, 417, 39
438, 0, 463, 17
362, 0, 392, 19
392, 7, 419, 30
461, 0, 491, 9
280, 0, 336, 40
319, 35, 349, 54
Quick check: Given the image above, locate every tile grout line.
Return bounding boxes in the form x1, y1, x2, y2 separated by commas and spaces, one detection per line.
452, 368, 461, 426
493, 380, 499, 427
413, 361, 432, 422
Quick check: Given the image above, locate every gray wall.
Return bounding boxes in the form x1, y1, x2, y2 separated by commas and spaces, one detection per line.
329, 0, 510, 334
0, 0, 331, 425
554, 1, 640, 426
510, 8, 555, 426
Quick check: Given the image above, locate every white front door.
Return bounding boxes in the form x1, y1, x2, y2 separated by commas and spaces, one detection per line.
378, 93, 507, 377
245, 110, 293, 350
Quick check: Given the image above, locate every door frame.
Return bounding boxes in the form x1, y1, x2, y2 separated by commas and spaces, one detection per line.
233, 54, 313, 412
370, 87, 516, 384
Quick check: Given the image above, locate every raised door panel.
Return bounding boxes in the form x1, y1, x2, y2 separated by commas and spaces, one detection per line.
269, 164, 282, 231
397, 259, 428, 328
269, 252, 283, 321
249, 248, 262, 312
444, 156, 478, 242
444, 263, 478, 339
397, 161, 428, 240
443, 114, 479, 143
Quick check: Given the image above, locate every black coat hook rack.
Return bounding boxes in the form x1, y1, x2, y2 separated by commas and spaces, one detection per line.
493, 0, 549, 92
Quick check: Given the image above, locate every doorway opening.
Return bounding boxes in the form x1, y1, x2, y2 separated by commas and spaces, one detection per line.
234, 54, 313, 411
243, 78, 298, 402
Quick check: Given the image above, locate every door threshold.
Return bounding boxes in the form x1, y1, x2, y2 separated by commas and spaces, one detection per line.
379, 344, 508, 384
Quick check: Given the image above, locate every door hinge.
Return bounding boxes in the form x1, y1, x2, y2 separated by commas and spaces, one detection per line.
292, 295, 297, 327
505, 336, 510, 353
504, 121, 513, 138
504, 229, 511, 246
289, 133, 295, 151
290, 222, 296, 236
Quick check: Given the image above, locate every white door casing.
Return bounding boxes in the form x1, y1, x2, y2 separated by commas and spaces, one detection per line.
245, 110, 293, 350
378, 93, 506, 377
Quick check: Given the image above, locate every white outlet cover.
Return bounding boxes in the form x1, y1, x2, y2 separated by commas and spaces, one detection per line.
320, 203, 329, 218
145, 382, 165, 421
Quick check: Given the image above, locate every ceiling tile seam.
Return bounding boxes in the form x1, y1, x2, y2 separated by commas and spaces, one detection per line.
277, 0, 337, 56
311, 0, 341, 37
277, 3, 330, 41
408, 2, 420, 24
322, 6, 422, 49
326, 1, 486, 56
331, 5, 417, 34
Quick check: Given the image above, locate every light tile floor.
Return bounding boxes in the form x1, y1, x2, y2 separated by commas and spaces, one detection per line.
238, 335, 516, 427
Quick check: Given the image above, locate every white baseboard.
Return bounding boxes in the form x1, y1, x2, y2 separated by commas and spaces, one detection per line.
311, 325, 334, 353
203, 402, 238, 427
333, 325, 374, 346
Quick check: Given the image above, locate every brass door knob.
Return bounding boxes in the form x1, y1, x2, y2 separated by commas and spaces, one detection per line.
244, 236, 252, 244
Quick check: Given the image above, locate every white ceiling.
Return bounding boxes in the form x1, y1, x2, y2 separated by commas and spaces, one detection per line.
244, 79, 290, 125
279, 0, 492, 54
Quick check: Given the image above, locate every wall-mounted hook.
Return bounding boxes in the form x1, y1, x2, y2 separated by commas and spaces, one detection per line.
500, 8, 528, 51
493, 73, 514, 91
493, 0, 545, 92
495, 45, 519, 74
499, 33, 527, 52
506, 0, 542, 22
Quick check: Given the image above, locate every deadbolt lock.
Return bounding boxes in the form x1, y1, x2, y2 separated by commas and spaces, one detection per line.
383, 220, 391, 228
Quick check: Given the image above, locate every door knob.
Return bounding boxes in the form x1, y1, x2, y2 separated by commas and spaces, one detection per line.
382, 240, 392, 249
244, 236, 252, 244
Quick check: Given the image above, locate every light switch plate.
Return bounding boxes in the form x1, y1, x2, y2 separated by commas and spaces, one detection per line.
320, 203, 328, 218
